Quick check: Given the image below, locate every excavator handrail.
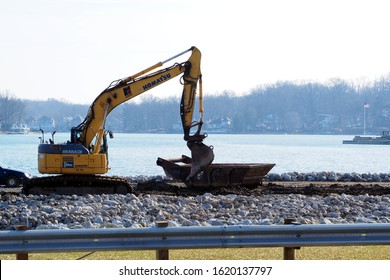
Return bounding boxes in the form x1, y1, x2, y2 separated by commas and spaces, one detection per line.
162, 47, 194, 64
121, 47, 194, 83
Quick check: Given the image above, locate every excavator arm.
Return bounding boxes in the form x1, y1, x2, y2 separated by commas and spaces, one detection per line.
39, 46, 213, 179
72, 47, 202, 149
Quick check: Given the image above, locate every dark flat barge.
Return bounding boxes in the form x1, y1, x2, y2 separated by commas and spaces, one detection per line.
343, 131, 390, 145
157, 155, 275, 188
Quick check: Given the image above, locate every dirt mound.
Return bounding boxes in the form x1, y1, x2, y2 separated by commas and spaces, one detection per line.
134, 180, 390, 196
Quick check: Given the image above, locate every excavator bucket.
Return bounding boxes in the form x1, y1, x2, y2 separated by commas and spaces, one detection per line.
187, 141, 214, 180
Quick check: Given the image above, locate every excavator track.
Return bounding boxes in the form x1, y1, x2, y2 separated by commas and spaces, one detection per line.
24, 175, 133, 195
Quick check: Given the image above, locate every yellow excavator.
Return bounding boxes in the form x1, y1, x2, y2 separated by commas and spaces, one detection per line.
25, 47, 214, 194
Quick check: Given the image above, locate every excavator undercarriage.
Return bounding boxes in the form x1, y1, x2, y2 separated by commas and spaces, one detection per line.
24, 175, 132, 195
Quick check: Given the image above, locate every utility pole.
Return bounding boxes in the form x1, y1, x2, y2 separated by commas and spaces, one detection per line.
363, 102, 369, 135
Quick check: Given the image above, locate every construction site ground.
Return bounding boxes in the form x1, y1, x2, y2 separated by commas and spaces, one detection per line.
134, 180, 390, 197
1, 180, 390, 197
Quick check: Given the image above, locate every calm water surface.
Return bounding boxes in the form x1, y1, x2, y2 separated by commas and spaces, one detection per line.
0, 133, 389, 176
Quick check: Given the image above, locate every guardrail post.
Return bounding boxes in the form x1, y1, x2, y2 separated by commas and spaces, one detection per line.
15, 225, 29, 260
155, 221, 169, 260
283, 218, 300, 260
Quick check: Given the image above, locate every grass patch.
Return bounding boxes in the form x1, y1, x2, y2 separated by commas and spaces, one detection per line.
1, 246, 389, 260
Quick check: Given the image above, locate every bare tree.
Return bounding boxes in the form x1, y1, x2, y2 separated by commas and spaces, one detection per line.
0, 90, 25, 130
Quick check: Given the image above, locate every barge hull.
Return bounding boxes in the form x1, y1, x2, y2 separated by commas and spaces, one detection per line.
157, 155, 275, 188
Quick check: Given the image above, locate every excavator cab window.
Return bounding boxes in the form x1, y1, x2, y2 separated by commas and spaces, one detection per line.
70, 127, 83, 144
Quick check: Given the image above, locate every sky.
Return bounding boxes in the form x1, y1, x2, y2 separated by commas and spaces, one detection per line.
1, 0, 390, 104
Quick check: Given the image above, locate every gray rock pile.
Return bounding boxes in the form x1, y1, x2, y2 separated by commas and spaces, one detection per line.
1, 191, 389, 230
266, 172, 390, 182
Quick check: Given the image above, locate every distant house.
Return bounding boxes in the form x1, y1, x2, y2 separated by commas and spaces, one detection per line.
37, 115, 55, 132
57, 115, 84, 131
381, 106, 390, 120
25, 116, 40, 131
7, 123, 30, 134
317, 114, 338, 132
204, 117, 232, 133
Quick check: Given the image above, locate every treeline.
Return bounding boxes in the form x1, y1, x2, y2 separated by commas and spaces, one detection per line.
0, 91, 25, 131
0, 93, 88, 132
120, 76, 390, 134
2, 75, 390, 134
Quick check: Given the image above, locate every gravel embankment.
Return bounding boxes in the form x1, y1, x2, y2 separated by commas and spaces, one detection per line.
1, 176, 389, 230
1, 173, 390, 230
266, 171, 390, 182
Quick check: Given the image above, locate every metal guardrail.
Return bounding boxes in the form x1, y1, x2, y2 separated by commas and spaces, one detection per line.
0, 223, 389, 258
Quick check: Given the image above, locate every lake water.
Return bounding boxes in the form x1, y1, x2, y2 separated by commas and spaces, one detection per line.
1, 133, 389, 176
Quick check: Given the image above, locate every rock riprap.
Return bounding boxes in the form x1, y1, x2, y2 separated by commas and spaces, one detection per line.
1, 191, 389, 230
